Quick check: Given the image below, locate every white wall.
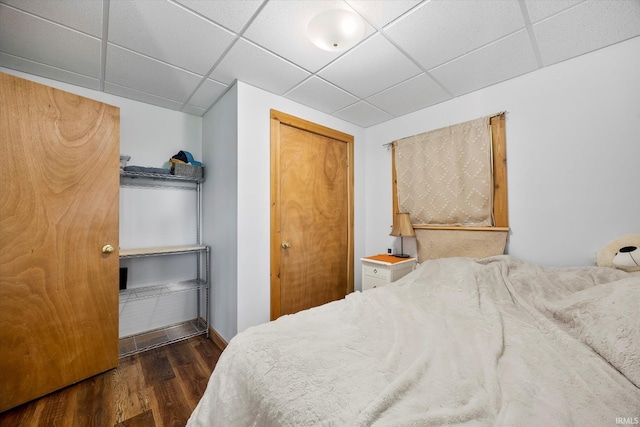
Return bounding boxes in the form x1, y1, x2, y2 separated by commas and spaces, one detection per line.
201, 81, 366, 341
235, 82, 366, 335
364, 36, 640, 268
202, 84, 239, 343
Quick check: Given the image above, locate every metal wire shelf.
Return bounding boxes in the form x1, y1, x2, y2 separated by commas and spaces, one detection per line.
120, 169, 204, 183
118, 318, 208, 358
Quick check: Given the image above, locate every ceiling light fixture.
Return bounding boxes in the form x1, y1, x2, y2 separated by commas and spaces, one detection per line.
307, 9, 365, 52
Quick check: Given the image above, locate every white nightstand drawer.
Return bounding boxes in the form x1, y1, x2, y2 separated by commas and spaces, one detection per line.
363, 264, 391, 280
360, 255, 416, 291
362, 275, 387, 291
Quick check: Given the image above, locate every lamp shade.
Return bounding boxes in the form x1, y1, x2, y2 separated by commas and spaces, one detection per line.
390, 212, 415, 237
307, 9, 365, 52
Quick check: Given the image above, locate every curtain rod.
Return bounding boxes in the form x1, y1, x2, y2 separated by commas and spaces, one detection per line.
382, 111, 507, 147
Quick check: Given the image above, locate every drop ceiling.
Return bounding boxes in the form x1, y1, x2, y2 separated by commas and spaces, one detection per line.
1, 0, 639, 127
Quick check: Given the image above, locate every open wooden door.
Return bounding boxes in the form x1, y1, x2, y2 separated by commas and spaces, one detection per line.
0, 73, 120, 412
270, 110, 354, 319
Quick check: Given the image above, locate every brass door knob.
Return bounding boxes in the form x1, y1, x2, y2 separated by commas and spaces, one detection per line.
281, 241, 291, 249
101, 244, 115, 254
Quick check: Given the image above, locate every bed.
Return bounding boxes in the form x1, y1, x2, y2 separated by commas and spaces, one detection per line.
187, 255, 640, 426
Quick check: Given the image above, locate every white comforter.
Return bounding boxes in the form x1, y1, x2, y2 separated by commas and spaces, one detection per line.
188, 256, 640, 426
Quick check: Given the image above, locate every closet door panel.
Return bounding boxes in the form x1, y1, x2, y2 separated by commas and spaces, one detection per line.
0, 73, 120, 412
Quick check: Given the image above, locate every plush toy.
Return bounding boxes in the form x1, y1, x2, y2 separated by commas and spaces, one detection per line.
596, 234, 640, 272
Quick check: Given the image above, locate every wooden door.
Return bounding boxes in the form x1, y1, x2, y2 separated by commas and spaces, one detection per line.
270, 110, 354, 319
0, 73, 120, 412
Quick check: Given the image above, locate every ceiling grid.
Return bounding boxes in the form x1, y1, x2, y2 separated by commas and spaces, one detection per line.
1, 0, 638, 127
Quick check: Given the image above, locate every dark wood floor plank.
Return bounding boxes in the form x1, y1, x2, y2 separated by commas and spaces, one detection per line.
173, 362, 211, 410
139, 350, 175, 385
112, 354, 151, 425
149, 378, 194, 427
40, 384, 78, 427
114, 409, 156, 427
164, 339, 193, 368
167, 343, 211, 402
0, 336, 221, 427
193, 336, 223, 373
74, 371, 116, 426
0, 401, 37, 427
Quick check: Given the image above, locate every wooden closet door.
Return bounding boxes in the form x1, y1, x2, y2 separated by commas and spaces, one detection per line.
270, 110, 354, 319
0, 73, 120, 412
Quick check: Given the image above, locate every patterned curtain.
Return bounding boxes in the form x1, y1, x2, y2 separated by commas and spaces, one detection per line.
394, 116, 493, 226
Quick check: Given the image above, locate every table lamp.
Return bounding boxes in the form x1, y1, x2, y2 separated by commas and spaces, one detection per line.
390, 212, 415, 258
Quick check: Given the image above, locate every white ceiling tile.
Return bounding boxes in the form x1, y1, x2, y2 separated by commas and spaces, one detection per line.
0, 0, 103, 37
1, 0, 636, 128
174, 0, 263, 33
0, 52, 101, 90
187, 78, 228, 110
105, 82, 184, 110
0, 4, 101, 77
211, 38, 310, 95
333, 101, 393, 127
108, 0, 235, 75
318, 33, 422, 99
345, 0, 422, 28
285, 76, 359, 114
534, 0, 640, 66
524, 0, 585, 23
182, 104, 207, 116
366, 73, 451, 117
105, 44, 202, 103
431, 30, 538, 97
243, 0, 375, 72
385, 0, 525, 70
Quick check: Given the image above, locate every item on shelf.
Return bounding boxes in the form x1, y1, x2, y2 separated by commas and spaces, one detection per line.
120, 154, 131, 169
171, 150, 202, 166
119, 267, 128, 290
169, 150, 204, 178
172, 163, 204, 179
124, 165, 171, 175
170, 150, 188, 164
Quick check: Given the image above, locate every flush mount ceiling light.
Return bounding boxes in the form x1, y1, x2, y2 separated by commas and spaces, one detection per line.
307, 9, 365, 52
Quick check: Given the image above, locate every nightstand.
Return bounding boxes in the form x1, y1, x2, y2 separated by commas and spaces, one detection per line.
361, 254, 417, 291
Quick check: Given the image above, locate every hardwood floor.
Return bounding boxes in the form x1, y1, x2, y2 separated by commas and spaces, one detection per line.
0, 335, 222, 427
